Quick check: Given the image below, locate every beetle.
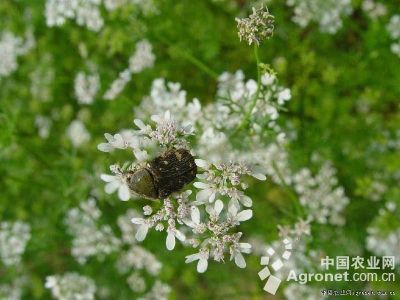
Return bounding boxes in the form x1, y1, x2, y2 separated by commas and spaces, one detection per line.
125, 148, 197, 200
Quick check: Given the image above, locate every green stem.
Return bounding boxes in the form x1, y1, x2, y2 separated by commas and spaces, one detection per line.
170, 46, 219, 79
153, 32, 219, 79
232, 45, 262, 134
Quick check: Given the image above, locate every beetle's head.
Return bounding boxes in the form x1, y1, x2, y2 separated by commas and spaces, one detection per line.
126, 168, 158, 200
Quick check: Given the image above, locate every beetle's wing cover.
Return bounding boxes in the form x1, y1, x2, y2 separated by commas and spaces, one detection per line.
149, 148, 197, 199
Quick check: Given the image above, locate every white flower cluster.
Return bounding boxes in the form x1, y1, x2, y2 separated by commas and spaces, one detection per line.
99, 111, 265, 272
366, 202, 400, 266
45, 272, 97, 300
65, 198, 121, 263
0, 277, 26, 300
64, 200, 170, 297
387, 15, 400, 57
66, 119, 91, 148
277, 218, 311, 239
137, 281, 171, 300
116, 209, 167, 295
0, 221, 31, 266
211, 70, 291, 132
104, 40, 155, 100
293, 162, 349, 226
45, 0, 158, 31
135, 78, 202, 126
45, 0, 104, 32
361, 0, 386, 19
235, 5, 275, 46
286, 0, 352, 34
74, 71, 100, 105
0, 31, 35, 78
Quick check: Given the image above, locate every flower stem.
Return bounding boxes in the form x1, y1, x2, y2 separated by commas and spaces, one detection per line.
232, 45, 262, 135
170, 46, 219, 80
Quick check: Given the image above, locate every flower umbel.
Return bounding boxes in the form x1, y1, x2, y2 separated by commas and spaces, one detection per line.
236, 6, 275, 46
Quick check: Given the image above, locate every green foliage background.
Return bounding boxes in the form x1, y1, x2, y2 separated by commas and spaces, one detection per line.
0, 0, 399, 299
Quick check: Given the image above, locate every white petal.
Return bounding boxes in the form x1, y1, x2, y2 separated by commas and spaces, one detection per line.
105, 181, 119, 194
150, 114, 161, 123
135, 225, 148, 241
113, 134, 125, 148
195, 159, 209, 168
131, 218, 144, 225
100, 174, 116, 182
234, 253, 246, 268
133, 149, 148, 161
240, 195, 253, 207
185, 254, 200, 263
191, 206, 200, 224
104, 133, 114, 142
197, 258, 208, 273
118, 184, 130, 201
209, 192, 216, 203
166, 232, 176, 250
196, 189, 213, 202
214, 200, 224, 215
236, 210, 253, 222
228, 203, 238, 217
252, 173, 266, 181
239, 243, 252, 253
193, 182, 210, 189
175, 230, 186, 242
97, 143, 113, 152
134, 119, 146, 130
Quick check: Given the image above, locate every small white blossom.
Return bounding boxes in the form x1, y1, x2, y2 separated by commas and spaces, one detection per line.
185, 248, 210, 273
66, 119, 90, 148
286, 0, 352, 34
45, 272, 96, 300
230, 241, 251, 268
100, 170, 131, 201
0, 221, 31, 266
104, 40, 155, 100
74, 71, 100, 105
0, 31, 35, 78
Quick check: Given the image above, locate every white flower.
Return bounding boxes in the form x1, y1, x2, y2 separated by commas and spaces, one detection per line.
74, 71, 100, 105
185, 248, 209, 273
97, 133, 128, 152
100, 173, 130, 201
205, 200, 224, 221
0, 221, 31, 266
293, 218, 311, 236
66, 119, 90, 148
166, 228, 185, 251
193, 182, 217, 204
194, 159, 210, 169
277, 88, 291, 105
230, 242, 251, 268
131, 218, 150, 242
128, 39, 155, 74
45, 272, 96, 300
134, 119, 152, 135
261, 73, 276, 85
228, 205, 253, 224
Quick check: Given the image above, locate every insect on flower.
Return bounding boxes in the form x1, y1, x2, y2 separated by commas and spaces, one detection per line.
126, 148, 197, 200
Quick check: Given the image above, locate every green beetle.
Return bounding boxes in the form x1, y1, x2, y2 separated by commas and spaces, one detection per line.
125, 148, 197, 200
